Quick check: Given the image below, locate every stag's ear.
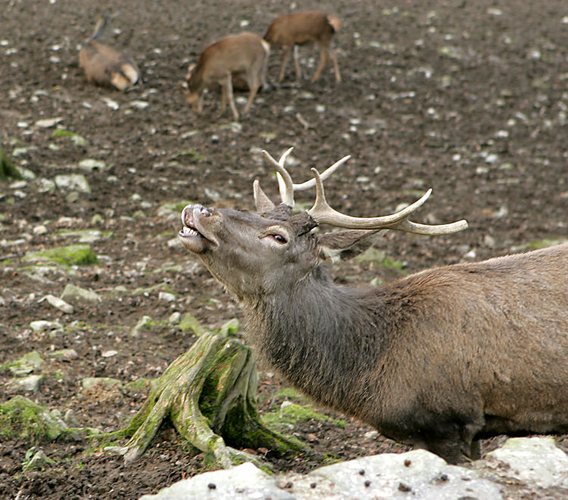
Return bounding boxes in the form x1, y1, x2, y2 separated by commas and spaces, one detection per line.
253, 180, 276, 213
318, 229, 382, 261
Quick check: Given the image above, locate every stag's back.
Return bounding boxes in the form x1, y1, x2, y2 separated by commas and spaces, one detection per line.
264, 11, 341, 47
374, 243, 568, 430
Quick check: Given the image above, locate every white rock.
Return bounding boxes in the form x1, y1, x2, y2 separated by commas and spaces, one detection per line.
159, 291, 176, 302
61, 284, 101, 304
35, 117, 63, 128
54, 174, 91, 193
30, 320, 63, 332
42, 294, 74, 313
485, 437, 568, 489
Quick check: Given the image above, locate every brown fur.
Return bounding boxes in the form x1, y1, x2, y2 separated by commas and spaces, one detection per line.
179, 203, 568, 464
264, 10, 341, 83
186, 32, 270, 121
79, 16, 140, 91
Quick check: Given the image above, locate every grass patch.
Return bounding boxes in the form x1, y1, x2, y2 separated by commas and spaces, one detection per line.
24, 244, 98, 266
263, 402, 346, 431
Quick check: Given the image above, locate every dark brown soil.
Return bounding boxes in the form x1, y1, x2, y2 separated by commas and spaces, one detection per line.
1, 0, 567, 498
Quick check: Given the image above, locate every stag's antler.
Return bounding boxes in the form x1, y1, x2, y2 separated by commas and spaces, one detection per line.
307, 168, 468, 235
254, 148, 350, 211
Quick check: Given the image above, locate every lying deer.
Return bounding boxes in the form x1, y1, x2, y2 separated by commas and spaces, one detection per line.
264, 10, 341, 83
79, 15, 141, 91
179, 149, 568, 464
186, 32, 270, 121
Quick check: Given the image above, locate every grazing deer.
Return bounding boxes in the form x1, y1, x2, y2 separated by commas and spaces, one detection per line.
264, 11, 342, 83
79, 15, 141, 91
186, 32, 270, 121
178, 149, 568, 464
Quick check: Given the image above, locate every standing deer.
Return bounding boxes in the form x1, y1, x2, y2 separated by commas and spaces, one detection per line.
79, 15, 141, 91
264, 11, 342, 83
178, 149, 568, 464
186, 32, 270, 121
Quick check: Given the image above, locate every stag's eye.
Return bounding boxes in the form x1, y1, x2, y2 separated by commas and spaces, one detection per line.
268, 233, 288, 244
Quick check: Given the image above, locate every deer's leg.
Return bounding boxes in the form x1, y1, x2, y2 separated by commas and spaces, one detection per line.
223, 74, 239, 121
293, 45, 302, 81
311, 43, 329, 82
220, 84, 227, 115
244, 75, 259, 115
330, 48, 341, 83
278, 47, 292, 82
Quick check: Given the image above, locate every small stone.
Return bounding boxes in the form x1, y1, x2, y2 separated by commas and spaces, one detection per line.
22, 448, 56, 471
9, 374, 43, 393
54, 174, 91, 193
35, 117, 63, 128
168, 312, 181, 325
101, 350, 118, 358
61, 284, 101, 304
81, 377, 122, 391
30, 320, 63, 333
158, 291, 176, 302
79, 159, 106, 172
398, 482, 412, 492
42, 294, 74, 313
33, 225, 48, 236
49, 348, 79, 361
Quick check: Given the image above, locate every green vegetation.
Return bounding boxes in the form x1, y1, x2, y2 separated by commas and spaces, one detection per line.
263, 402, 346, 431
0, 146, 21, 180
171, 149, 205, 162
522, 238, 566, 251
0, 351, 44, 376
0, 396, 68, 442
51, 129, 88, 146
356, 247, 406, 272
24, 244, 98, 266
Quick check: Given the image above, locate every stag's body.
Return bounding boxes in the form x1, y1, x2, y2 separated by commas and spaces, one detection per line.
179, 150, 568, 463
264, 11, 341, 83
79, 16, 140, 91
248, 242, 568, 462
186, 32, 270, 120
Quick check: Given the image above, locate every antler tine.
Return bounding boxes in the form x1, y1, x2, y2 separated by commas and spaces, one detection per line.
262, 148, 295, 206
261, 150, 351, 207
307, 168, 467, 234
293, 155, 351, 191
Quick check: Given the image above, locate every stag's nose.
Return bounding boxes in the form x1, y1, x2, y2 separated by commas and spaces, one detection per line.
181, 204, 213, 226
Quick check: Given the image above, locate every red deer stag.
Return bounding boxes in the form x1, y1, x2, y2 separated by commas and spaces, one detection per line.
264, 11, 342, 83
178, 148, 568, 464
79, 15, 141, 91
186, 32, 270, 121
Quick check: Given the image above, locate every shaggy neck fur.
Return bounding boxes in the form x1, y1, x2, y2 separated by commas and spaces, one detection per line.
243, 266, 394, 417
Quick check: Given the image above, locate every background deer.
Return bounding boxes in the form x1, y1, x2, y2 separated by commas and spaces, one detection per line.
178, 149, 568, 464
264, 10, 342, 83
79, 15, 141, 91
186, 32, 270, 121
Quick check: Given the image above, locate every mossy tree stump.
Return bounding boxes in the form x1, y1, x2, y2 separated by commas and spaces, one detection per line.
108, 331, 307, 469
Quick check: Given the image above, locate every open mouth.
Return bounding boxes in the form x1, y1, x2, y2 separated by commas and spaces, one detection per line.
178, 205, 215, 253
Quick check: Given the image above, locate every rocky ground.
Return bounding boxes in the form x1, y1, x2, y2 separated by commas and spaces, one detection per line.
1, 0, 567, 498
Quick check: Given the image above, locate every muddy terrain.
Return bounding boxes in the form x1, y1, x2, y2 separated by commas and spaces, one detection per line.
1, 0, 567, 498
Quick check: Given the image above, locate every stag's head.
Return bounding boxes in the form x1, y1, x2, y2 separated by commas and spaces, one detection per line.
179, 148, 467, 301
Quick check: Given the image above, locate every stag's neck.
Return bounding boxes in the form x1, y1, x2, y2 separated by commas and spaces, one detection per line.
244, 271, 389, 413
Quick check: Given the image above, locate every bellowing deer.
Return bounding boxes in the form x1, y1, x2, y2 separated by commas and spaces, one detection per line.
264, 11, 341, 83
79, 15, 141, 91
178, 149, 568, 464
186, 32, 270, 121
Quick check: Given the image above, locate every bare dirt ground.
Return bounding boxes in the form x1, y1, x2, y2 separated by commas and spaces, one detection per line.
1, 0, 567, 498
